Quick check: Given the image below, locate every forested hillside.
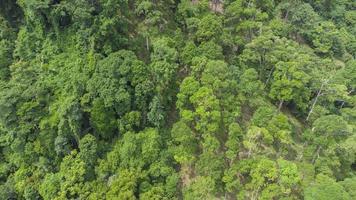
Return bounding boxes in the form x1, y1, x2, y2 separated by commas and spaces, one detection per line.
0, 0, 355, 199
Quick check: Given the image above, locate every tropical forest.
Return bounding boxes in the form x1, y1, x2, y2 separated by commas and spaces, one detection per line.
0, 0, 355, 199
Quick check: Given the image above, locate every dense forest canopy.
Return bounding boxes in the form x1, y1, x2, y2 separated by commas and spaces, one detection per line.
0, 0, 355, 199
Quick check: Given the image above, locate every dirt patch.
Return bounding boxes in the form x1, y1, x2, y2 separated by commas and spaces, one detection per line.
180, 164, 195, 187
191, 0, 224, 13
210, 0, 224, 13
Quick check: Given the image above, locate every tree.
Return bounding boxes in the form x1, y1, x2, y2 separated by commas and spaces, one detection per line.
106, 169, 138, 200
195, 14, 222, 42
224, 0, 269, 46
39, 173, 61, 200
235, 157, 301, 200
243, 126, 274, 158
148, 37, 179, 127
310, 21, 345, 56
57, 150, 87, 199
183, 176, 216, 200
276, 2, 320, 37
305, 115, 353, 177
246, 157, 278, 199
312, 115, 351, 147
140, 186, 166, 200
170, 121, 197, 165
277, 159, 301, 195
340, 177, 356, 199
90, 99, 116, 139
269, 60, 311, 110
147, 96, 164, 128
0, 0, 355, 199
195, 135, 225, 187
225, 123, 243, 163
197, 41, 224, 60
305, 58, 350, 122
87, 50, 153, 137
150, 37, 178, 89
0, 16, 15, 79
305, 174, 351, 200
190, 87, 221, 135
238, 68, 264, 105
78, 134, 98, 179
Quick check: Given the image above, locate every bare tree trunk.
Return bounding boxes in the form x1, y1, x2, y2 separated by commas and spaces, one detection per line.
297, 142, 307, 161
41, 55, 43, 68
249, 27, 253, 41
259, 55, 263, 80
146, 36, 149, 52
340, 89, 354, 109
265, 66, 275, 85
284, 10, 289, 22
312, 146, 321, 164
306, 81, 326, 121
278, 100, 284, 111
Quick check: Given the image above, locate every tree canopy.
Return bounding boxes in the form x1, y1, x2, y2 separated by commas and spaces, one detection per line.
0, 0, 355, 199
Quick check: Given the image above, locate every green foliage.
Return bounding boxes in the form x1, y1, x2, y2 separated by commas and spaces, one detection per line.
88, 50, 152, 115
225, 123, 243, 162
196, 14, 222, 42
239, 68, 264, 105
0, 0, 355, 199
90, 99, 116, 139
340, 177, 356, 199
183, 176, 216, 200
39, 173, 60, 200
269, 60, 311, 110
311, 21, 345, 56
305, 174, 351, 200
312, 115, 351, 146
224, 0, 269, 46
170, 121, 197, 164
106, 169, 138, 200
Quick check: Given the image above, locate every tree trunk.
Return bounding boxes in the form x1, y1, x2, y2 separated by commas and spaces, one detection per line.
259, 55, 263, 80
340, 89, 354, 109
146, 36, 149, 52
284, 9, 289, 22
312, 146, 321, 164
306, 81, 326, 121
265, 66, 275, 85
278, 100, 284, 111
